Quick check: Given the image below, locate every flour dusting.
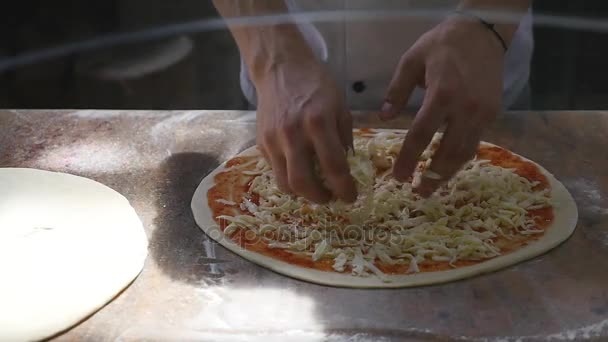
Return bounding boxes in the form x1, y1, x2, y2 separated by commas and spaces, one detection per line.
473, 318, 608, 341
564, 178, 607, 216
68, 110, 151, 119
545, 318, 608, 340
150, 111, 204, 138
35, 141, 151, 173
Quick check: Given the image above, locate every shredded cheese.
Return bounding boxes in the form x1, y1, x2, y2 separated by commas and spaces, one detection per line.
216, 130, 551, 281
215, 198, 236, 206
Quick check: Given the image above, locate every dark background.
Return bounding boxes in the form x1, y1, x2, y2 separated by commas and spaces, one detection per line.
0, 0, 606, 110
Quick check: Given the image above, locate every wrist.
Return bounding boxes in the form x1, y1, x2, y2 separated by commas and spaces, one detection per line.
491, 23, 517, 49
456, 1, 530, 47
246, 25, 318, 83
450, 10, 513, 51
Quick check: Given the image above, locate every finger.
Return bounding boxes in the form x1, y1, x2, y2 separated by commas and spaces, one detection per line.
264, 141, 291, 194
257, 143, 269, 161
381, 49, 424, 121
416, 121, 480, 197
337, 110, 354, 151
393, 87, 449, 182
285, 143, 332, 204
256, 122, 268, 159
309, 116, 357, 203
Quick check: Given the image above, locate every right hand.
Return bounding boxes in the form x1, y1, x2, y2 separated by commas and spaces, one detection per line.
254, 60, 357, 204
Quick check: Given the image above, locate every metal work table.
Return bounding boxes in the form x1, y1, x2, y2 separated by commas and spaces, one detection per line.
1, 110, 607, 341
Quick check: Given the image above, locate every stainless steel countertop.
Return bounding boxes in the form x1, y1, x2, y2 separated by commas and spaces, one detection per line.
2, 110, 607, 341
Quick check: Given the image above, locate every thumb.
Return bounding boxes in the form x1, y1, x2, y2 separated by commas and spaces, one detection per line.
381, 50, 424, 121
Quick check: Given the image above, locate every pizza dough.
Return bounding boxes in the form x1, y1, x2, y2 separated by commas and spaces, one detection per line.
191, 130, 578, 288
0, 168, 148, 341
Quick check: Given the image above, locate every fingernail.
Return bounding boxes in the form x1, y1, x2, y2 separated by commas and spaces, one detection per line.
380, 102, 394, 121
382, 102, 393, 113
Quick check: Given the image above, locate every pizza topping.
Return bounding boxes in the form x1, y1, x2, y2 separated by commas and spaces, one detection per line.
215, 198, 237, 206
405, 254, 420, 273
422, 170, 443, 180
214, 130, 552, 281
332, 252, 348, 272
312, 239, 330, 261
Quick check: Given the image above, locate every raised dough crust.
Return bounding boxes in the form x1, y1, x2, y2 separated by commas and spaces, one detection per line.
191, 129, 578, 288
0, 168, 148, 341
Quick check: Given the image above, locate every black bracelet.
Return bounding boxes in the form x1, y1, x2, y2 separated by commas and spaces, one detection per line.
452, 10, 508, 52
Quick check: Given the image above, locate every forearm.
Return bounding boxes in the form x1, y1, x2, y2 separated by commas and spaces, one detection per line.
212, 0, 315, 82
458, 0, 531, 45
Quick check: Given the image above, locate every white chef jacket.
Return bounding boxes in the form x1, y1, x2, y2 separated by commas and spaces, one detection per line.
240, 0, 533, 110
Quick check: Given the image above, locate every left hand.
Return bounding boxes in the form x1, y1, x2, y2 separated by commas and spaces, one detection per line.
381, 15, 506, 197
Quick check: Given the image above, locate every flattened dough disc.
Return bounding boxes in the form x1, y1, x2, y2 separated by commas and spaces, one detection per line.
191, 132, 578, 288
0, 168, 148, 341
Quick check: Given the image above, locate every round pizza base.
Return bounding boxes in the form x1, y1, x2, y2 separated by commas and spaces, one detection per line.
191, 130, 578, 288
0, 168, 148, 341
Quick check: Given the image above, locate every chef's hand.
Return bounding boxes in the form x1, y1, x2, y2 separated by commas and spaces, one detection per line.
382, 16, 505, 197
255, 59, 357, 204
